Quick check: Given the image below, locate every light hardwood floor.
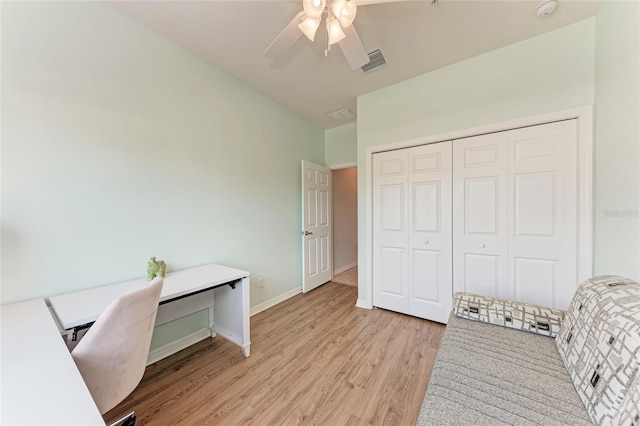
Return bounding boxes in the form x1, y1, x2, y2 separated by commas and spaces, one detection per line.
331, 267, 358, 287
105, 282, 445, 425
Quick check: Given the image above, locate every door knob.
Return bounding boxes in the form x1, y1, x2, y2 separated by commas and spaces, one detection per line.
480, 243, 486, 248
302, 231, 314, 236
424, 240, 430, 245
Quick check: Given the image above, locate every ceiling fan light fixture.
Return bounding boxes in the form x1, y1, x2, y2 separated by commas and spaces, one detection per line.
302, 0, 326, 19
331, 0, 357, 28
327, 14, 346, 45
298, 16, 321, 41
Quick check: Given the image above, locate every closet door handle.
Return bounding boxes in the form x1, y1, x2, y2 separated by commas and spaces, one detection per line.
480, 243, 486, 248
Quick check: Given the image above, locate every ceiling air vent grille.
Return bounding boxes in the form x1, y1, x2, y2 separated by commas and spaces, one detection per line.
361, 49, 387, 73
327, 108, 356, 122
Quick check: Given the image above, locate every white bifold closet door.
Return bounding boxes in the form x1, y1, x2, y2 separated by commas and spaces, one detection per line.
453, 120, 578, 309
373, 142, 453, 323
372, 119, 580, 323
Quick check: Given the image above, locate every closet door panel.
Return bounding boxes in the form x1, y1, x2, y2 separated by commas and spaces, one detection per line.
462, 253, 500, 296
514, 257, 556, 306
413, 182, 440, 232
379, 247, 406, 296
412, 249, 440, 302
514, 172, 557, 236
408, 142, 452, 323
507, 120, 578, 309
465, 177, 499, 234
453, 134, 508, 298
379, 183, 406, 246
373, 151, 409, 313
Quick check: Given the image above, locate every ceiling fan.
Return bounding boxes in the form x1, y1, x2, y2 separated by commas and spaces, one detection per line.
263, 0, 405, 70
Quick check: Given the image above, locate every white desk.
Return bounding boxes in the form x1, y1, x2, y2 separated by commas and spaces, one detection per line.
50, 263, 251, 357
1, 298, 105, 425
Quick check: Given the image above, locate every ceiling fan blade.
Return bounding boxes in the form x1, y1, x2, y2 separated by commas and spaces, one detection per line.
263, 11, 306, 61
338, 25, 370, 70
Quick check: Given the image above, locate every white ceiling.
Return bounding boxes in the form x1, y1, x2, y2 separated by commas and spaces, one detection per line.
107, 0, 601, 129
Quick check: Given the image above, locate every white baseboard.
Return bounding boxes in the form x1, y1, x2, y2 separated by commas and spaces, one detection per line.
147, 287, 302, 364
147, 285, 335, 364
250, 286, 302, 316
333, 262, 357, 276
355, 298, 372, 309
147, 328, 212, 365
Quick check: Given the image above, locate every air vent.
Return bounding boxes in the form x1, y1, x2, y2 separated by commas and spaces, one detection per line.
361, 49, 387, 73
327, 108, 356, 122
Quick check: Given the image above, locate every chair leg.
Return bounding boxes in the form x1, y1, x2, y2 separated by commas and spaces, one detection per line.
122, 414, 136, 426
108, 411, 136, 426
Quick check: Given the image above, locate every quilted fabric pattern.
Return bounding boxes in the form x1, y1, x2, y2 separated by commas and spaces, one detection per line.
555, 275, 640, 425
452, 292, 566, 337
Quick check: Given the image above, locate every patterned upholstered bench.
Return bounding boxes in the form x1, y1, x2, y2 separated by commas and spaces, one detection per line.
417, 276, 640, 426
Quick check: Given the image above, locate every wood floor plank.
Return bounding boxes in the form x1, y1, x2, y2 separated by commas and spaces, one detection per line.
104, 282, 445, 425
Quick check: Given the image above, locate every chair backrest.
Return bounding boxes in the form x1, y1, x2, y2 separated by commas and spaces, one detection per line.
72, 277, 163, 414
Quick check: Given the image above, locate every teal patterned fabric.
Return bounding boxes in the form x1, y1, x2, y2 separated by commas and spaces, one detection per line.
555, 275, 640, 425
453, 292, 566, 338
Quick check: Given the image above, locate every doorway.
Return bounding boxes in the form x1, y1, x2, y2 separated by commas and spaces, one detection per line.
332, 166, 358, 287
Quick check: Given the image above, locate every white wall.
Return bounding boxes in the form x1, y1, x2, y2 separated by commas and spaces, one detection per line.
325, 122, 357, 168
1, 2, 324, 347
332, 167, 357, 273
357, 19, 596, 303
594, 0, 640, 280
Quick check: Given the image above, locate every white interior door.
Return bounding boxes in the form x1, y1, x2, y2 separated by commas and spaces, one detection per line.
507, 120, 578, 308
373, 150, 409, 314
453, 132, 509, 298
453, 119, 579, 309
373, 142, 453, 323
301, 160, 332, 293
408, 142, 453, 323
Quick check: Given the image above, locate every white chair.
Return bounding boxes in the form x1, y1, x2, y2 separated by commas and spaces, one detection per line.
72, 277, 164, 422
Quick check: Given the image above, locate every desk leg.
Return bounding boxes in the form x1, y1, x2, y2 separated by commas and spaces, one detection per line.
240, 277, 250, 357
212, 276, 251, 357
208, 305, 216, 338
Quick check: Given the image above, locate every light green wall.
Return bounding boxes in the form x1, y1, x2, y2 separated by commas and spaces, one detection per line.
1, 2, 324, 346
149, 310, 208, 350
594, 0, 640, 280
357, 19, 596, 301
325, 122, 357, 168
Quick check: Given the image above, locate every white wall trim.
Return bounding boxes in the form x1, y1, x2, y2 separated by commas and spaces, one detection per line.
334, 262, 357, 276
576, 106, 595, 282
250, 286, 302, 316
147, 328, 211, 365
363, 106, 595, 309
329, 161, 357, 170
355, 298, 372, 309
